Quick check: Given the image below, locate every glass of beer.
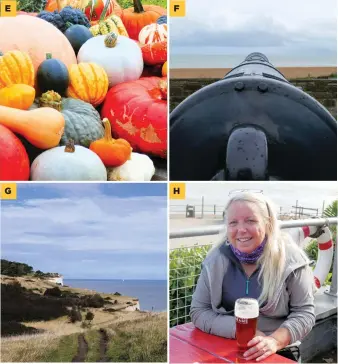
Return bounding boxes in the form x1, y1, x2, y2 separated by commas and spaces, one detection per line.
235, 298, 259, 357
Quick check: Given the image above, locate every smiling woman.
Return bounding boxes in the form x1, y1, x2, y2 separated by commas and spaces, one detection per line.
190, 191, 316, 362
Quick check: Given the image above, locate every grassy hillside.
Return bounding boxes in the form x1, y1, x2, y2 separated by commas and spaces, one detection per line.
1, 275, 167, 362
2, 313, 167, 362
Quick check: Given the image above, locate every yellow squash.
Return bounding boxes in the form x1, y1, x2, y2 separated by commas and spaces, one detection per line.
0, 50, 35, 88
67, 63, 109, 107
0, 84, 36, 110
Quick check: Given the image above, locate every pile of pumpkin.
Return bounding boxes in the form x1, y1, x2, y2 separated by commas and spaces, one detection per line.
0, 0, 167, 181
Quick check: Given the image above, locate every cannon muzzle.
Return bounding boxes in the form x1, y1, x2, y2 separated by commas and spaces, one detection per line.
170, 53, 337, 181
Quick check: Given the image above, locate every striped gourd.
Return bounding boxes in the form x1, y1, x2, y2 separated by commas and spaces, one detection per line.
138, 23, 167, 45
109, 15, 128, 37
89, 15, 129, 37
67, 63, 109, 107
0, 50, 34, 88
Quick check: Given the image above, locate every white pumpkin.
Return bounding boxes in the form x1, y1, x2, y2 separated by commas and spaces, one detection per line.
138, 23, 167, 45
30, 142, 107, 181
77, 34, 143, 88
108, 153, 155, 181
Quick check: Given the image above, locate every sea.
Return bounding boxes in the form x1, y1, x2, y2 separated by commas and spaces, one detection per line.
64, 279, 167, 312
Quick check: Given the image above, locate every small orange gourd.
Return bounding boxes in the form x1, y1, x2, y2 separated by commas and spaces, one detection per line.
0, 84, 36, 110
90, 118, 132, 167
0, 50, 35, 88
67, 63, 109, 107
0, 105, 65, 149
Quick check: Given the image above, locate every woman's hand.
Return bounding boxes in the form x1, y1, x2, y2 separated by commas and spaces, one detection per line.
243, 336, 279, 362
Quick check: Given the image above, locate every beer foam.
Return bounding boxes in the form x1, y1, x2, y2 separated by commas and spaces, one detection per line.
235, 299, 259, 319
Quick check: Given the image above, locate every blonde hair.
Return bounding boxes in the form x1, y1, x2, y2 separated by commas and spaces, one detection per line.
215, 192, 311, 304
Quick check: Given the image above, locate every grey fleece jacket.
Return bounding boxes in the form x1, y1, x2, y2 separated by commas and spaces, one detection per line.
190, 241, 316, 344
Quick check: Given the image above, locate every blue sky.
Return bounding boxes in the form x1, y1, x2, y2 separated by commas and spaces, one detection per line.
1, 183, 167, 280
170, 0, 337, 68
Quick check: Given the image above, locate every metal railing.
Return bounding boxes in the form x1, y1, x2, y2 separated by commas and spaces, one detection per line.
170, 217, 338, 239
169, 217, 337, 327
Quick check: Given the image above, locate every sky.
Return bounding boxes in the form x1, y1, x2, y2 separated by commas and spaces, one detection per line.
170, 0, 337, 68
170, 182, 338, 217
1, 183, 167, 280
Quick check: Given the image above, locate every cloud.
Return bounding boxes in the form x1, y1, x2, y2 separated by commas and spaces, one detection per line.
169, 0, 337, 66
170, 182, 338, 216
1, 185, 167, 279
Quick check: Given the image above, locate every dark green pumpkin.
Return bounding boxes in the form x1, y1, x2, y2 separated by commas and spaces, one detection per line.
156, 15, 167, 24
64, 24, 93, 55
37, 54, 69, 95
30, 96, 105, 148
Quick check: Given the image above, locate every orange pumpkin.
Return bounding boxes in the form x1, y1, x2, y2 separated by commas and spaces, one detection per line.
90, 118, 132, 167
45, 0, 85, 12
121, 0, 166, 41
0, 16, 77, 81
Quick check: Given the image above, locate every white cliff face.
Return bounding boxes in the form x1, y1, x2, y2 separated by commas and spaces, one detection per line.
123, 301, 141, 311
48, 276, 64, 286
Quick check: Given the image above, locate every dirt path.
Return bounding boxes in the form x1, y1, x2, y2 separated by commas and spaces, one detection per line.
98, 329, 108, 362
72, 334, 88, 362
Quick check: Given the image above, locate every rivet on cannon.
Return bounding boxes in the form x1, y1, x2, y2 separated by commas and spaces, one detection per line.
258, 83, 268, 92
234, 82, 245, 91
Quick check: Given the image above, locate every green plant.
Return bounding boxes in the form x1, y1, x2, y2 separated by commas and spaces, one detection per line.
323, 200, 337, 240
68, 306, 82, 323
169, 244, 212, 327
44, 287, 62, 297
85, 311, 94, 321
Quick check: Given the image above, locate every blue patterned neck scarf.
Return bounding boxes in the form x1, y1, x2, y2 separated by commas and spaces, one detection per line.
229, 236, 267, 264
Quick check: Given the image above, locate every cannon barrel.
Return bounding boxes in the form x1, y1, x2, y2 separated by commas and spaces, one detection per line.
224, 52, 288, 83
170, 53, 337, 181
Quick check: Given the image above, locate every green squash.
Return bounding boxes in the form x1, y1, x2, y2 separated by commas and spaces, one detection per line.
37, 53, 70, 96
30, 92, 104, 148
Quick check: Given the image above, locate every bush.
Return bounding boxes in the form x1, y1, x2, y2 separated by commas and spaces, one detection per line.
170, 244, 212, 327
85, 311, 94, 321
44, 287, 62, 297
114, 292, 121, 296
1, 259, 33, 277
81, 294, 104, 308
68, 307, 82, 323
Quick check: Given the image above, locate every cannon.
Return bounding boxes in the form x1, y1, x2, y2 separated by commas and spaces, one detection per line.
170, 53, 337, 181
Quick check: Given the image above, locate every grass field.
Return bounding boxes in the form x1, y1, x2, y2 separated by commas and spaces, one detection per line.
1, 313, 167, 362
118, 0, 167, 8
1, 276, 167, 362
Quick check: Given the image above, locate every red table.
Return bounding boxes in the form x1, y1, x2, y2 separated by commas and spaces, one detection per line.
170, 323, 296, 363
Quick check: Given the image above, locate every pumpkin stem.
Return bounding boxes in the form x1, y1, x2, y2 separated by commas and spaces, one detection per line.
46, 53, 52, 60
133, 0, 144, 13
65, 139, 75, 153
102, 118, 114, 142
104, 32, 118, 48
39, 90, 62, 111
